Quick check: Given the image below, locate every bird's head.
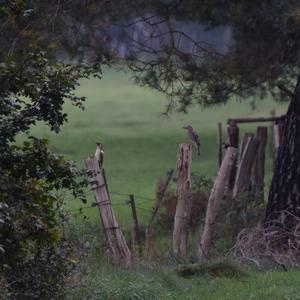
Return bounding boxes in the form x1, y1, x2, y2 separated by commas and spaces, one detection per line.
96, 142, 102, 147
183, 125, 193, 130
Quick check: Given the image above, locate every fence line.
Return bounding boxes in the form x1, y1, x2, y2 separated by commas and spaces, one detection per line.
67, 190, 156, 213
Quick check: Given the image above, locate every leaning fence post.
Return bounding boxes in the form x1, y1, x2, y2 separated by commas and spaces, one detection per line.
84, 150, 132, 267
217, 122, 223, 170
197, 147, 237, 260
173, 144, 192, 260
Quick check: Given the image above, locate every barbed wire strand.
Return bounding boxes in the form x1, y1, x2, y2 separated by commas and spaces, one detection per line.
67, 190, 157, 213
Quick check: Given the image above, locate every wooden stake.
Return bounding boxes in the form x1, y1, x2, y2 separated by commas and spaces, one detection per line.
173, 144, 192, 259
253, 127, 268, 202
273, 120, 285, 162
129, 194, 141, 256
233, 135, 259, 199
217, 122, 223, 169
226, 122, 239, 201
240, 133, 254, 158
197, 147, 238, 260
84, 155, 132, 267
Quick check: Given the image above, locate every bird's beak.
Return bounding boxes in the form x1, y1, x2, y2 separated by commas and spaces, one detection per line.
182, 126, 187, 129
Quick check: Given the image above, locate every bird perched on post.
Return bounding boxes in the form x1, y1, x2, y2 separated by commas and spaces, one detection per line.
183, 125, 201, 156
95, 142, 104, 167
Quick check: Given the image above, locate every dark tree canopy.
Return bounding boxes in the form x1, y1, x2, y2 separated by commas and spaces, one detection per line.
12, 0, 298, 112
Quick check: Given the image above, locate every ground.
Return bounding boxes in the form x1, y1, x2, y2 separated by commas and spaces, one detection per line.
30, 69, 299, 300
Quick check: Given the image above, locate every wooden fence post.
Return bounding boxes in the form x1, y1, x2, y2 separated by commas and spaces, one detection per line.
217, 122, 223, 169
240, 133, 254, 158
253, 127, 268, 202
197, 147, 238, 260
129, 194, 141, 256
233, 134, 259, 199
273, 120, 285, 163
226, 121, 239, 201
84, 154, 132, 267
173, 144, 192, 259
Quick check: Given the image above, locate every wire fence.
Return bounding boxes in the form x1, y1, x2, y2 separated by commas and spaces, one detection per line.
68, 190, 156, 214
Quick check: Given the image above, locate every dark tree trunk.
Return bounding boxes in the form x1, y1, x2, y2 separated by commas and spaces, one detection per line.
265, 77, 300, 225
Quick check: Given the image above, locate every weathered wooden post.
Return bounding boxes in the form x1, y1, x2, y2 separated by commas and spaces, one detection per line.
273, 120, 285, 163
253, 127, 268, 202
240, 133, 254, 157
197, 147, 237, 260
173, 144, 192, 259
217, 122, 223, 169
84, 152, 132, 267
129, 194, 141, 256
233, 134, 259, 199
226, 121, 239, 201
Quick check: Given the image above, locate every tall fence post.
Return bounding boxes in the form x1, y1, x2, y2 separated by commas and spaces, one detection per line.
129, 194, 141, 256
226, 121, 239, 202
233, 134, 259, 200
84, 152, 132, 267
273, 120, 285, 164
197, 147, 238, 260
173, 144, 192, 260
253, 127, 268, 202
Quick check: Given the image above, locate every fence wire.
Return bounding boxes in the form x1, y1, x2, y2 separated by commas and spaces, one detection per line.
67, 190, 156, 213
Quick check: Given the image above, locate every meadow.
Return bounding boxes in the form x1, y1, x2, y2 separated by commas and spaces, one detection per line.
31, 69, 300, 300
31, 68, 287, 226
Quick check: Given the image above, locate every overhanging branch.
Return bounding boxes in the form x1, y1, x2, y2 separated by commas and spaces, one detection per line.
276, 83, 295, 99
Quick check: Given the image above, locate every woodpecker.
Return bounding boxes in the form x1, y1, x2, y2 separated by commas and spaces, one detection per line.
95, 142, 104, 167
183, 125, 201, 156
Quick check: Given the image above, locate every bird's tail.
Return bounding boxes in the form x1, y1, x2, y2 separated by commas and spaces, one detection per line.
196, 144, 200, 156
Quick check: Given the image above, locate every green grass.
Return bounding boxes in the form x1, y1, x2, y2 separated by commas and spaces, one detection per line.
30, 68, 288, 226
67, 254, 300, 300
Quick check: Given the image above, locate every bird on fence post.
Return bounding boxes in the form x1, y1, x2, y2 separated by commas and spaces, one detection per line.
95, 142, 104, 167
183, 125, 201, 156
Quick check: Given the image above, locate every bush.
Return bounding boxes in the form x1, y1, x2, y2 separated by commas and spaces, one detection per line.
0, 3, 103, 297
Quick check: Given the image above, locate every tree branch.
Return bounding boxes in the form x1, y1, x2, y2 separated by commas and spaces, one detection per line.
276, 83, 295, 99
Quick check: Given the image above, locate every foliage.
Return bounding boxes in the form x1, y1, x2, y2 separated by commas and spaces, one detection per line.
119, 0, 300, 112
0, 1, 105, 298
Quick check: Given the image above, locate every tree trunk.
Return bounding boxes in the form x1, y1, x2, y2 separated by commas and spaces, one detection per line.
265, 78, 300, 225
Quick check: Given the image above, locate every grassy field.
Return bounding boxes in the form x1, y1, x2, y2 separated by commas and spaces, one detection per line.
68, 257, 300, 300
30, 70, 300, 300
30, 68, 287, 226
30, 69, 287, 225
